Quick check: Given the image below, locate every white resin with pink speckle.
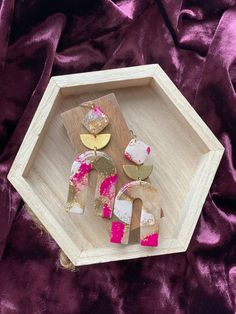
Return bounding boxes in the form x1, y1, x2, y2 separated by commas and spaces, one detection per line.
124, 139, 151, 165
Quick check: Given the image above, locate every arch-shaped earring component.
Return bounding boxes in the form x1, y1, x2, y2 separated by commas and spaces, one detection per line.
66, 151, 117, 219
110, 181, 161, 246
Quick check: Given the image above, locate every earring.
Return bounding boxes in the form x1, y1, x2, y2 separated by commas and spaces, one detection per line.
110, 132, 161, 246
66, 102, 117, 219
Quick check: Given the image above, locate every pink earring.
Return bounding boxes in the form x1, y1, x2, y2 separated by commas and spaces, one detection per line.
66, 103, 117, 219
110, 132, 161, 246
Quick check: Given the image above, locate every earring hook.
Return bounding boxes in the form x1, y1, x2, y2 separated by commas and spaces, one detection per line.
94, 146, 97, 155
80, 101, 95, 109
129, 130, 137, 141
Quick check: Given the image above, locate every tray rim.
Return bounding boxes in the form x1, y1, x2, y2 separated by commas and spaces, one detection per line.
8, 64, 224, 266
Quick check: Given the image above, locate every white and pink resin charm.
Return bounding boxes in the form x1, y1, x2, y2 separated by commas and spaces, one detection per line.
110, 135, 161, 247
124, 139, 151, 165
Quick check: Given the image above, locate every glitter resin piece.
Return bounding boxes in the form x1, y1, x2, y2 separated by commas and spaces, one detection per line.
67, 151, 117, 218
83, 106, 109, 134
124, 139, 151, 165
110, 181, 161, 246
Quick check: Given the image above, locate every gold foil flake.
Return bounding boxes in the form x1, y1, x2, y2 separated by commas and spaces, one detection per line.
94, 198, 104, 216
83, 106, 109, 134
66, 184, 76, 210
92, 156, 115, 175
66, 185, 84, 211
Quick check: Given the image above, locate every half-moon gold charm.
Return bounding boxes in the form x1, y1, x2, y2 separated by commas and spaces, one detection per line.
123, 164, 153, 180
80, 134, 111, 150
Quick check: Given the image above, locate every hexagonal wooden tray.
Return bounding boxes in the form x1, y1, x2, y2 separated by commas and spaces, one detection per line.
8, 64, 224, 266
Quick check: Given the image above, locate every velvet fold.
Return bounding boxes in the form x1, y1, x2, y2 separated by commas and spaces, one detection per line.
0, 1, 235, 313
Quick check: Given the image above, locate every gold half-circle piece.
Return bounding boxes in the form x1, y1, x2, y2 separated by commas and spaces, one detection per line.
80, 134, 111, 150
123, 164, 153, 180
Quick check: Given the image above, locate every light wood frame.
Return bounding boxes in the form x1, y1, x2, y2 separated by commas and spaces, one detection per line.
8, 64, 224, 266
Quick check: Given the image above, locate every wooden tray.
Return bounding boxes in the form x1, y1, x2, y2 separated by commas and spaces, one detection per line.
8, 64, 224, 266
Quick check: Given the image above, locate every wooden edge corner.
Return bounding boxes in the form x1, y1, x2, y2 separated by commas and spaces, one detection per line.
73, 238, 186, 266
8, 78, 61, 181
51, 64, 158, 89
8, 175, 81, 266
176, 149, 224, 247
152, 66, 224, 152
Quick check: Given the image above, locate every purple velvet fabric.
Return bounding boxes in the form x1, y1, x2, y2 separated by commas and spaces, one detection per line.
0, 0, 236, 313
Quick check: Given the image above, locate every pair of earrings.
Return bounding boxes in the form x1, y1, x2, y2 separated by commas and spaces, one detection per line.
66, 104, 161, 247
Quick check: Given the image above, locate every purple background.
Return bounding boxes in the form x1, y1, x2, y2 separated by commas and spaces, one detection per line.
0, 1, 236, 313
